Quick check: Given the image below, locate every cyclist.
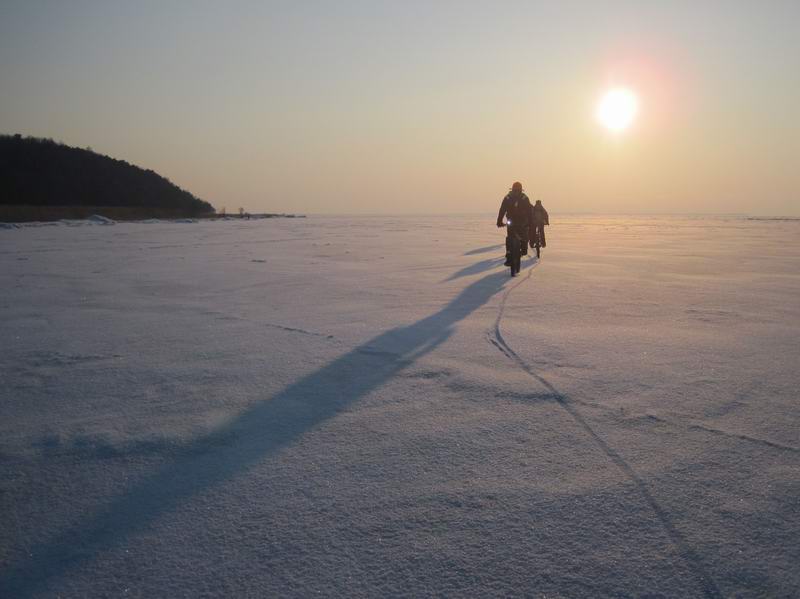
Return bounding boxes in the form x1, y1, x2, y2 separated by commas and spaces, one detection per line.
496, 182, 533, 266
531, 199, 549, 248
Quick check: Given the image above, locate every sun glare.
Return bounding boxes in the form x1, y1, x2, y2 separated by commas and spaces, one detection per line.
596, 87, 639, 132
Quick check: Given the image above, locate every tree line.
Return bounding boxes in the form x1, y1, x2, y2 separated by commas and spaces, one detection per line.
0, 134, 214, 215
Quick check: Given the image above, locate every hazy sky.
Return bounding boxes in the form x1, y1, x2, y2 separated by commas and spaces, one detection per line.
1, 1, 798, 214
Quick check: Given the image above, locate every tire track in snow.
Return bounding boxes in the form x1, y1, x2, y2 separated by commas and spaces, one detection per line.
200, 309, 338, 341
487, 263, 723, 599
637, 414, 800, 455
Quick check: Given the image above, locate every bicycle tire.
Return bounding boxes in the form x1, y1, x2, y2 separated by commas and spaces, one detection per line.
510, 234, 521, 276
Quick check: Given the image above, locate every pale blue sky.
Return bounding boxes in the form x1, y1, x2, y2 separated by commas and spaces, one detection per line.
1, 1, 798, 214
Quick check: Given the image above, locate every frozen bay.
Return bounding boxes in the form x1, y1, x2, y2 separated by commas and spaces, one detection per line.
1, 215, 799, 597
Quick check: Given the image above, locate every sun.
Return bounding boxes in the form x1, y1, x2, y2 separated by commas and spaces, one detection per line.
596, 87, 639, 132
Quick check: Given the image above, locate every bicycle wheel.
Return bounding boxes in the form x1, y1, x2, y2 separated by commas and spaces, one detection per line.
509, 234, 521, 276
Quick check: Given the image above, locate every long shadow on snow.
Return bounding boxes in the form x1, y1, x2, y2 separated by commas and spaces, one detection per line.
2, 266, 517, 597
464, 243, 503, 256
445, 252, 537, 282
443, 256, 504, 282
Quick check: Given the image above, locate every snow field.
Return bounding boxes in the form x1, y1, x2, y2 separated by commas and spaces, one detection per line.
1, 215, 799, 597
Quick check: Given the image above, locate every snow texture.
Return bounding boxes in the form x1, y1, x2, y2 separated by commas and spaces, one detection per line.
1, 215, 799, 598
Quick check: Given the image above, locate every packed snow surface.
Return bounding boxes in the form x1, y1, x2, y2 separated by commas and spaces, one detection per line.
1, 215, 799, 598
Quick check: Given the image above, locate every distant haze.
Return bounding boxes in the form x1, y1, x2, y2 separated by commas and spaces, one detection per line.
1, 2, 798, 215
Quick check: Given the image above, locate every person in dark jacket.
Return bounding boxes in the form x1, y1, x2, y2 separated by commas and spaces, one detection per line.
496, 182, 533, 265
530, 199, 549, 248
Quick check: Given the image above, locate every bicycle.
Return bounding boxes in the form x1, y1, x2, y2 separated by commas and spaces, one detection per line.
505, 219, 526, 277
531, 224, 543, 259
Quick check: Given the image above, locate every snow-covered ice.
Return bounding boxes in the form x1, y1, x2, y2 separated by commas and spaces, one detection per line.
1, 215, 799, 598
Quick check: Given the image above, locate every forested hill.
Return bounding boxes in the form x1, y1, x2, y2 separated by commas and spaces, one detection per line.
0, 134, 214, 215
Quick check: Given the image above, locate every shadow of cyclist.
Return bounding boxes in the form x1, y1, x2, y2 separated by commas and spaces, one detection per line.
2, 266, 516, 598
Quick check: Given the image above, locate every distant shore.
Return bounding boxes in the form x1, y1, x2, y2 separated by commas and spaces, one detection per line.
203, 212, 306, 220
0, 205, 304, 223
